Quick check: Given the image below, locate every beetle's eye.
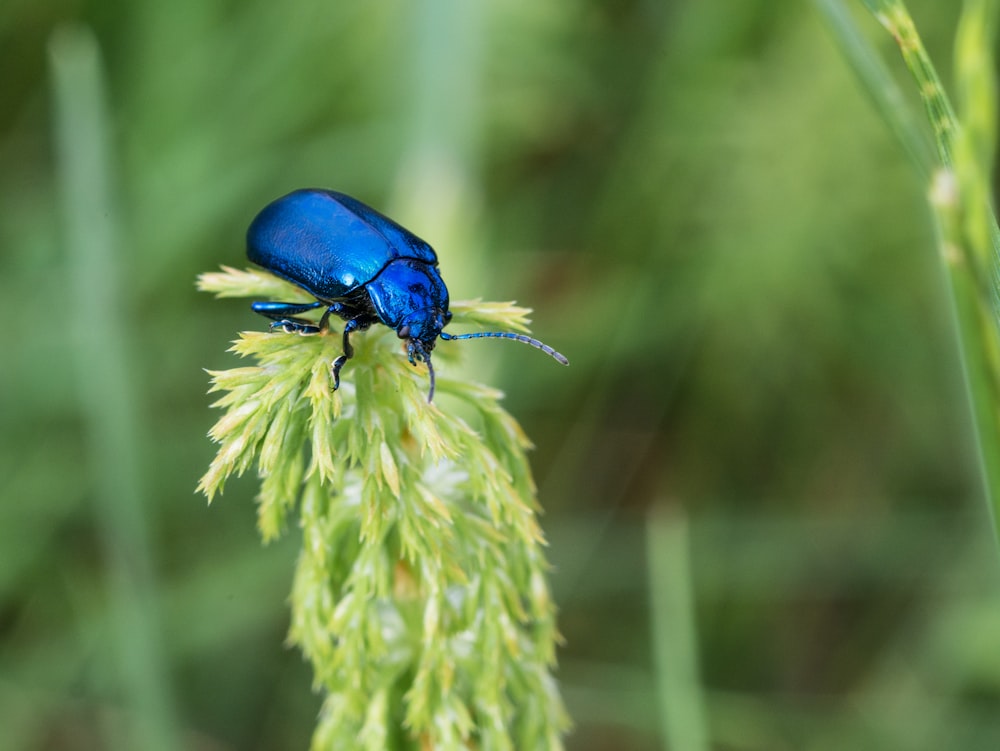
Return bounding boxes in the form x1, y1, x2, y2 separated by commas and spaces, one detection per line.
398, 325, 411, 339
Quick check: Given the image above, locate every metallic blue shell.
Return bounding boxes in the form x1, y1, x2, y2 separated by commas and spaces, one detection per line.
246, 189, 438, 300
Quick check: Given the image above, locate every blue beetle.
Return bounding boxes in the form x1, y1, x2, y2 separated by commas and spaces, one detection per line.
247, 188, 568, 401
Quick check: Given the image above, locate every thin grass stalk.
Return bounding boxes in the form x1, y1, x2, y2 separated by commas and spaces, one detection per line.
647, 505, 710, 751
821, 0, 1000, 542
812, 0, 936, 179
49, 25, 179, 751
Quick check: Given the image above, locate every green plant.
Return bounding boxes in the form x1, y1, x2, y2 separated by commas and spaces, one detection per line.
197, 266, 569, 750
817, 0, 1000, 542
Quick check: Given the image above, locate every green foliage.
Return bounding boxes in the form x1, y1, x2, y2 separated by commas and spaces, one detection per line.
198, 267, 568, 750
836, 0, 1000, 540
11, 2, 1000, 749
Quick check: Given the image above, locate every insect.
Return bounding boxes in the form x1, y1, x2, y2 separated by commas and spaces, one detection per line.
247, 188, 568, 401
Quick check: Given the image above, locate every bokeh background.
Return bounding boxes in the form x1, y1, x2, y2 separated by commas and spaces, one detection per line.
4, 1, 1000, 749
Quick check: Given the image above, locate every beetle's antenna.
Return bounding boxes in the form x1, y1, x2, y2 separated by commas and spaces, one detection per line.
440, 331, 569, 365
425, 354, 436, 403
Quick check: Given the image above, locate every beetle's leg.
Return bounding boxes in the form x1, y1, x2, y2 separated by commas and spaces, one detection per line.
330, 318, 363, 390
317, 302, 347, 332
251, 301, 324, 334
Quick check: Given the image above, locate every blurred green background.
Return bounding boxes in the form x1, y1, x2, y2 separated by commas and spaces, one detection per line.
4, 0, 1000, 749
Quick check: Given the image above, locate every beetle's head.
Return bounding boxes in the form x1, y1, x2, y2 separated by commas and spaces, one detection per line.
397, 308, 451, 354
364, 258, 453, 402
398, 308, 452, 402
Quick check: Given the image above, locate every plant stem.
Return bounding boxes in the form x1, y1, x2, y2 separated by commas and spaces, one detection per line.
831, 0, 1000, 543
647, 505, 710, 751
50, 25, 179, 751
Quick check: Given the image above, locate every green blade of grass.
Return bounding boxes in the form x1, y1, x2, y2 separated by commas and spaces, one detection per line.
647, 505, 710, 751
50, 26, 179, 751
812, 0, 936, 179
819, 0, 1000, 546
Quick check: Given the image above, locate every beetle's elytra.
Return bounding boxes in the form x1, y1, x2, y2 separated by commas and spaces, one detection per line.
247, 188, 567, 401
